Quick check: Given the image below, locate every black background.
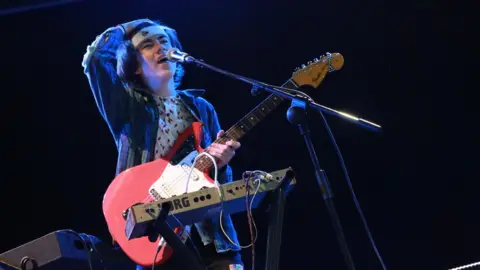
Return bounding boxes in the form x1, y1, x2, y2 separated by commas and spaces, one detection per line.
1, 0, 476, 269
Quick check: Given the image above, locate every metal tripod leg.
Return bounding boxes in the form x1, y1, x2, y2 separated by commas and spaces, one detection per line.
264, 169, 295, 270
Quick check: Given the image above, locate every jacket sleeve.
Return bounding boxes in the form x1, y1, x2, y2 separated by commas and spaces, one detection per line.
206, 102, 234, 184
81, 26, 129, 139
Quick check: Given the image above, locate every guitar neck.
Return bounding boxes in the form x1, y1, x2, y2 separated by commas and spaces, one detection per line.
195, 79, 297, 171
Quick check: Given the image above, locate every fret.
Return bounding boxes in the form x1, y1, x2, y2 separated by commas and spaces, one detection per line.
256, 105, 268, 117
262, 98, 275, 111
193, 157, 208, 171
238, 119, 252, 131
197, 79, 298, 172
245, 113, 260, 126
270, 95, 283, 106
231, 126, 246, 137
222, 128, 243, 142
252, 109, 265, 119
262, 95, 282, 112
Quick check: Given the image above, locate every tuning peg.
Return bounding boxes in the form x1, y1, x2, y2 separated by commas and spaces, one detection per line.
301, 64, 306, 68
314, 58, 319, 62
307, 61, 312, 65
294, 67, 300, 71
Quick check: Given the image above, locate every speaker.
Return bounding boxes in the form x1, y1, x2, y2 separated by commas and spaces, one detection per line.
0, 230, 135, 270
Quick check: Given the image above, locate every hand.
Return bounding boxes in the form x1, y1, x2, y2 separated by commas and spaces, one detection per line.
120, 18, 154, 35
206, 130, 241, 169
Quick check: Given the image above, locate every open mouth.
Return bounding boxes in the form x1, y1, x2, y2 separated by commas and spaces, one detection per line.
157, 57, 168, 64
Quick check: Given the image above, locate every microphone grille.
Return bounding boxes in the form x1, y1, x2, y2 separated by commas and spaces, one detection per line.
166, 48, 179, 60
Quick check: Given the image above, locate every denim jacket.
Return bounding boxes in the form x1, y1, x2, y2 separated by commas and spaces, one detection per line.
81, 26, 241, 254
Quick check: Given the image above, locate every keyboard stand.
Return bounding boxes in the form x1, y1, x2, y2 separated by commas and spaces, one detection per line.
147, 203, 204, 270
264, 169, 295, 270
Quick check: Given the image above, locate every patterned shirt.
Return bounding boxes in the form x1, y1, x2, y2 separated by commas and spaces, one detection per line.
153, 95, 195, 158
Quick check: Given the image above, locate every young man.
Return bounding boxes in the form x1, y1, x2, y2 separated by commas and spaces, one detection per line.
82, 18, 244, 270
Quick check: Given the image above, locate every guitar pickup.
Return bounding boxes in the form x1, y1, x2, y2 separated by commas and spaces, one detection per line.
181, 163, 199, 181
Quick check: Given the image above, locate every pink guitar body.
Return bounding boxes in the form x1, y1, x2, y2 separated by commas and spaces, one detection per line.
102, 122, 215, 267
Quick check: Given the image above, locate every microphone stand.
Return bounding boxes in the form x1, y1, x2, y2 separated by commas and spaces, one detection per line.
181, 54, 381, 270
177, 54, 381, 132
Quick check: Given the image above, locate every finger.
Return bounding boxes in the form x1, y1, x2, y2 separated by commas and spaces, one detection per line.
209, 143, 230, 151
212, 148, 234, 159
222, 145, 236, 156
206, 148, 221, 159
206, 147, 229, 158
207, 147, 234, 160
206, 150, 228, 166
225, 140, 241, 150
216, 130, 225, 139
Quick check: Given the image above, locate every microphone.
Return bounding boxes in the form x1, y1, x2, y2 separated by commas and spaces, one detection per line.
166, 48, 195, 63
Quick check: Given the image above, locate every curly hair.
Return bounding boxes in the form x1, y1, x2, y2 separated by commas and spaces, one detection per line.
116, 20, 185, 91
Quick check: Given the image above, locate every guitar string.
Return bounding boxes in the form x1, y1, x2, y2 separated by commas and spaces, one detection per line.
155, 123, 253, 199
184, 126, 244, 172
195, 94, 285, 171
138, 126, 241, 204
195, 92, 287, 171
194, 127, 243, 171
139, 162, 214, 204
159, 126, 243, 192
137, 128, 242, 204
135, 126, 242, 204
138, 89, 287, 210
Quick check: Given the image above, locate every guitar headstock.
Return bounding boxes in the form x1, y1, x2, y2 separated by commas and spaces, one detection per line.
291, 52, 344, 88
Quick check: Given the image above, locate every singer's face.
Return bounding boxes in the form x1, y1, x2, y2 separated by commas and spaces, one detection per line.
136, 29, 176, 84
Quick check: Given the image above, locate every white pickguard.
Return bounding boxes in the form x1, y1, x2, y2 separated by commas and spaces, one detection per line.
148, 150, 215, 200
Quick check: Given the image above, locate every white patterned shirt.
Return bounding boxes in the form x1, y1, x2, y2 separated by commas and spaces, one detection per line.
153, 95, 195, 158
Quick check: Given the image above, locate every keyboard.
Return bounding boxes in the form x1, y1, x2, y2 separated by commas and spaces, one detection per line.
124, 167, 296, 240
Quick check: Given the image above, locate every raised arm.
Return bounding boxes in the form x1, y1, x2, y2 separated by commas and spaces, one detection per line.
81, 19, 154, 139
82, 25, 128, 138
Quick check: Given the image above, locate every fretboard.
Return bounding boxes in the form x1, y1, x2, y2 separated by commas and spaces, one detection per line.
195, 79, 297, 172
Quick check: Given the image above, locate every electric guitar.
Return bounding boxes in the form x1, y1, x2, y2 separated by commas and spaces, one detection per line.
102, 52, 345, 267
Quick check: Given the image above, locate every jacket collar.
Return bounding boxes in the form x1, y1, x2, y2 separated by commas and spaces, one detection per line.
175, 89, 205, 123
176, 89, 205, 104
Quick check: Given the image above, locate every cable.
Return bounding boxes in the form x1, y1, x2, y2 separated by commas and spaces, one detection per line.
242, 172, 261, 270
151, 247, 160, 270
187, 151, 255, 246
220, 172, 262, 249
223, 170, 264, 270
186, 152, 222, 198
152, 245, 162, 270
282, 79, 385, 268
318, 111, 388, 270
186, 152, 264, 270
